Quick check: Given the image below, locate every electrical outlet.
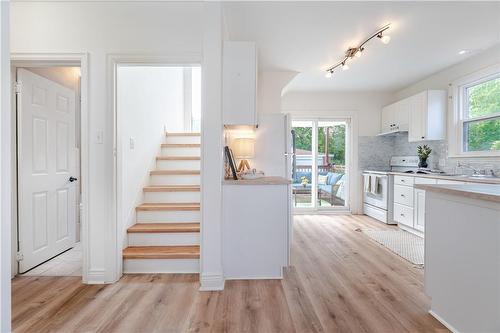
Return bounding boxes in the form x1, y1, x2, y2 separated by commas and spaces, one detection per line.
129, 137, 135, 150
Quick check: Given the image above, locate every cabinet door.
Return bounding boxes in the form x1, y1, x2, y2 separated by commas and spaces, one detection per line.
408, 92, 427, 142
381, 104, 396, 133
223, 42, 257, 125
414, 189, 426, 232
396, 98, 410, 131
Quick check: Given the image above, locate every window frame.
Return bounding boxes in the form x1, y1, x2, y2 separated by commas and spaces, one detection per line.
449, 63, 500, 157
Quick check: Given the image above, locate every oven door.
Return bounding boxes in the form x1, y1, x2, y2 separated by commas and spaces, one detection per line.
363, 174, 388, 210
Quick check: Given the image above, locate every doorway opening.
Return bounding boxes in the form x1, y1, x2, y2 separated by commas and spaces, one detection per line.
116, 64, 202, 275
292, 118, 350, 212
14, 66, 83, 277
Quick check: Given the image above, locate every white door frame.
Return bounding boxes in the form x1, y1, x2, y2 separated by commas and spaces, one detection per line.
291, 116, 352, 214
10, 53, 90, 282
108, 54, 202, 281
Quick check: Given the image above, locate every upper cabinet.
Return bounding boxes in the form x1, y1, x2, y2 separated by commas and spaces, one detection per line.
381, 98, 409, 134
380, 90, 446, 142
407, 90, 447, 142
223, 42, 258, 126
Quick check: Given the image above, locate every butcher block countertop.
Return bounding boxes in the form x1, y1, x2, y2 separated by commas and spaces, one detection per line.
223, 176, 292, 185
415, 183, 500, 203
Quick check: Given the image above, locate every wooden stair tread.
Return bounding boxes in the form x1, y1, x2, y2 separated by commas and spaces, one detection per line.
166, 132, 200, 137
123, 246, 200, 259
156, 156, 200, 160
136, 203, 200, 211
161, 143, 200, 148
150, 170, 200, 175
143, 185, 200, 192
127, 223, 200, 233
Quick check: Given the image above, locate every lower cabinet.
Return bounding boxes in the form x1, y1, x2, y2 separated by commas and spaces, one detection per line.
413, 188, 426, 232
393, 176, 473, 236
394, 202, 414, 228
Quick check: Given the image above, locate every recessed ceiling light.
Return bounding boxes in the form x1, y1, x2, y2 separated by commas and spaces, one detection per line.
458, 50, 470, 55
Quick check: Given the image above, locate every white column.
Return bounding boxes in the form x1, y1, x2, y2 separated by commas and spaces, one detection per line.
0, 1, 12, 331
200, 2, 224, 291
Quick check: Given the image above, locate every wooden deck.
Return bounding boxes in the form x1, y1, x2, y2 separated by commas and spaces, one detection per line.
12, 214, 448, 332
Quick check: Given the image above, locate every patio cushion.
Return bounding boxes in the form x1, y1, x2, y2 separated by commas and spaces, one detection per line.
326, 172, 343, 185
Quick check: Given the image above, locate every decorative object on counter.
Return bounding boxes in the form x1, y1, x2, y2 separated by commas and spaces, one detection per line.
417, 144, 432, 168
300, 176, 310, 187
224, 146, 238, 180
232, 137, 255, 172
240, 169, 265, 180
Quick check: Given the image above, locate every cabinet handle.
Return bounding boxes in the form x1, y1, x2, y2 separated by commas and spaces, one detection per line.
400, 213, 405, 217
401, 179, 405, 183
421, 136, 425, 139
400, 194, 405, 197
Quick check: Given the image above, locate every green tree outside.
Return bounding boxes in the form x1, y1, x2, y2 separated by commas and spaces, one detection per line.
466, 77, 500, 151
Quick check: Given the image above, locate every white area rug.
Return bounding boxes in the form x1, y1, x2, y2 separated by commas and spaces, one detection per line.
363, 230, 424, 265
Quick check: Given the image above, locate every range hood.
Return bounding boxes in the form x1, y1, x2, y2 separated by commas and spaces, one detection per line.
377, 129, 408, 137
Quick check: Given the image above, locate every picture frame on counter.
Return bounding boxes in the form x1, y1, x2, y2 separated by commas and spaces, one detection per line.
224, 146, 238, 180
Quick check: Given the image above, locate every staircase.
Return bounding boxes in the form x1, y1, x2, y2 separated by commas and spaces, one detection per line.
123, 132, 201, 273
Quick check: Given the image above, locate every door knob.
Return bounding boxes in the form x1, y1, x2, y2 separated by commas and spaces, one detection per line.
69, 176, 78, 182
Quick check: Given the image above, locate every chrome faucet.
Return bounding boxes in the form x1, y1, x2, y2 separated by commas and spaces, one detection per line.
456, 162, 482, 175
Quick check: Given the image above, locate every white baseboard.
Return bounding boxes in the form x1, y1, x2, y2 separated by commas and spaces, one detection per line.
429, 310, 460, 333
199, 272, 225, 291
83, 269, 107, 284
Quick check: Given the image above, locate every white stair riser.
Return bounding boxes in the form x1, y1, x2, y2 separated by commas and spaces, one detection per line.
128, 232, 199, 246
165, 136, 200, 144
144, 191, 200, 203
137, 210, 201, 222
156, 159, 200, 170
123, 259, 199, 274
161, 147, 200, 156
150, 174, 200, 185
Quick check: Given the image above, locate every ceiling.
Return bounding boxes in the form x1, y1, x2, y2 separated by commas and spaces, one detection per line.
223, 2, 500, 92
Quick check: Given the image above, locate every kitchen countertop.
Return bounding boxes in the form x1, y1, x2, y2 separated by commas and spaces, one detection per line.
223, 176, 291, 185
389, 171, 500, 184
415, 183, 500, 203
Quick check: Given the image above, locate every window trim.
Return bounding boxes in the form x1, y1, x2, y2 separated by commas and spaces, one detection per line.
449, 63, 500, 157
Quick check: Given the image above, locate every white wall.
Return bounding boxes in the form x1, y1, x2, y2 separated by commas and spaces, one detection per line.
281, 91, 393, 213
0, 2, 11, 332
10, 2, 203, 283
200, 2, 224, 291
395, 44, 500, 101
117, 66, 184, 246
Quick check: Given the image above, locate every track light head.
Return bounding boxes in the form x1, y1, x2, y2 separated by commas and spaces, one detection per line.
378, 33, 391, 44
341, 62, 350, 71
325, 70, 333, 78
355, 48, 363, 58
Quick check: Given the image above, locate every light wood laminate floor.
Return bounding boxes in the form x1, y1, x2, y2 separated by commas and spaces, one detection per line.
12, 215, 448, 333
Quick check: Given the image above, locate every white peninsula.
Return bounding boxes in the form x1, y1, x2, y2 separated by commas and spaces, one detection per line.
416, 183, 500, 333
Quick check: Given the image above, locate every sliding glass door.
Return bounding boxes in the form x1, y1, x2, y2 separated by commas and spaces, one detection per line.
292, 119, 349, 211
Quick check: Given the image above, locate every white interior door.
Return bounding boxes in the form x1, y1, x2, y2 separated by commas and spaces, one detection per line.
17, 68, 77, 273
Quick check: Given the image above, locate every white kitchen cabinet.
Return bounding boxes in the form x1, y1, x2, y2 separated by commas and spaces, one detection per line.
394, 203, 414, 228
408, 90, 447, 142
222, 180, 290, 279
381, 100, 409, 133
223, 41, 257, 126
414, 188, 426, 232
381, 103, 397, 133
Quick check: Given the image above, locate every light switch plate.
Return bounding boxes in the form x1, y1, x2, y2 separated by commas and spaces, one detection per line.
129, 137, 135, 150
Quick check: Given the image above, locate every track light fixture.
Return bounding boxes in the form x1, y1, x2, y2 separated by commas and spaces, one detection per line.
325, 24, 391, 78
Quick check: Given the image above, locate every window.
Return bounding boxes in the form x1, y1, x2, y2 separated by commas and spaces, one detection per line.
450, 64, 500, 156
